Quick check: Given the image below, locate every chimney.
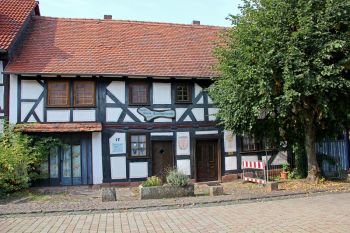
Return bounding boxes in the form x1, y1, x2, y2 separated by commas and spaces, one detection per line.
104, 15, 112, 20
192, 20, 200, 25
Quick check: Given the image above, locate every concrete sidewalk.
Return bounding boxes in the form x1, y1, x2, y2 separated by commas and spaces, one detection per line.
1, 192, 349, 232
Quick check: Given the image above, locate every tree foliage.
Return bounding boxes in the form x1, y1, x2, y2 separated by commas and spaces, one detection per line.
209, 0, 350, 182
0, 122, 60, 193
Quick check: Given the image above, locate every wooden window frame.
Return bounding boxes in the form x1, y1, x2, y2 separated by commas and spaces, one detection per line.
73, 81, 96, 107
47, 80, 70, 107
128, 133, 150, 159
128, 81, 150, 105
241, 135, 257, 152
175, 83, 192, 104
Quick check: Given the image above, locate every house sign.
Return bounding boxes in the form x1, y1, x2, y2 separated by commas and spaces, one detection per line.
137, 107, 175, 121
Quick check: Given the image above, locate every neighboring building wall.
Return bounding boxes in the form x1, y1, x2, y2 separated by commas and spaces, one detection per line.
0, 61, 4, 132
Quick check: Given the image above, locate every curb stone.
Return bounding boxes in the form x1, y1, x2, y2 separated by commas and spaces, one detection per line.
1, 190, 349, 217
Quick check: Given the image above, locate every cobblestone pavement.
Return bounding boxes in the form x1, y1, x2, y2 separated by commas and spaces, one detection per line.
0, 193, 349, 233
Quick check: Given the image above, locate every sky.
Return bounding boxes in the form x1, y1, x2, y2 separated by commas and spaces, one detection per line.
37, 0, 242, 26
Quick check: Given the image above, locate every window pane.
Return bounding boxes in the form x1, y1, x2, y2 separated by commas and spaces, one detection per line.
176, 84, 191, 102
62, 145, 71, 178
48, 81, 69, 106
72, 145, 81, 178
50, 147, 59, 178
130, 134, 147, 157
74, 81, 95, 106
130, 83, 148, 104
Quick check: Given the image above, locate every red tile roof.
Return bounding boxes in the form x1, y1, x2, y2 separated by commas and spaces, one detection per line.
5, 16, 225, 78
0, 0, 38, 51
16, 123, 102, 132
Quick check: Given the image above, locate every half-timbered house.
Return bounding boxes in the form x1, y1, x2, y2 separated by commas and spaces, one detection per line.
3, 9, 288, 186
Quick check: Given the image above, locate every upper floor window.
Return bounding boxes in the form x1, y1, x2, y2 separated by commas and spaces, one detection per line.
47, 80, 96, 107
48, 81, 70, 107
176, 83, 192, 103
129, 82, 149, 105
73, 81, 96, 107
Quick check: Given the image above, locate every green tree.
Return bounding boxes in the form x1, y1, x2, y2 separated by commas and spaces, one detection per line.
210, 0, 350, 182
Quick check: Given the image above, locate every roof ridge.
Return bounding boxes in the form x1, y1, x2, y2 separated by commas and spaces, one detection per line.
33, 16, 228, 29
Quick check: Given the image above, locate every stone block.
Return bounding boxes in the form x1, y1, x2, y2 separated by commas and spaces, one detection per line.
101, 188, 117, 202
139, 184, 194, 200
265, 182, 279, 192
209, 185, 224, 196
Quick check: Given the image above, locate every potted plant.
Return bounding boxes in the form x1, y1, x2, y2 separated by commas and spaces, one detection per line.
280, 163, 289, 179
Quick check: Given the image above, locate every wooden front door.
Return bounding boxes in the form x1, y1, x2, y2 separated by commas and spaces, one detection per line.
196, 140, 218, 182
152, 141, 174, 180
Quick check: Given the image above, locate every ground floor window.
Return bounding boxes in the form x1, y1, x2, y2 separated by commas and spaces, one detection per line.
36, 134, 92, 186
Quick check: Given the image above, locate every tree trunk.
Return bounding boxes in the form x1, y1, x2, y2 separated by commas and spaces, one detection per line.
304, 117, 320, 183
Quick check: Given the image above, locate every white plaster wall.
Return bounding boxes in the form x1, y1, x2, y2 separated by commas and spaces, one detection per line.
177, 159, 191, 175
225, 156, 237, 171
35, 99, 44, 122
92, 132, 103, 184
21, 102, 35, 122
153, 83, 171, 104
0, 61, 3, 112
183, 116, 191, 122
107, 81, 125, 103
176, 132, 190, 155
129, 162, 148, 178
47, 110, 70, 122
123, 114, 135, 122
0, 61, 3, 84
106, 108, 122, 122
224, 131, 237, 153
176, 108, 186, 121
192, 108, 204, 121
9, 74, 18, 124
151, 132, 174, 136
129, 108, 145, 122
73, 110, 96, 122
21, 80, 43, 100
110, 156, 127, 179
0, 118, 3, 133
0, 86, 4, 111
195, 130, 218, 135
208, 108, 219, 121
194, 84, 202, 97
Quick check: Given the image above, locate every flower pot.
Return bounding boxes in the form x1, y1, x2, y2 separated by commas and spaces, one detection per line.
280, 171, 288, 179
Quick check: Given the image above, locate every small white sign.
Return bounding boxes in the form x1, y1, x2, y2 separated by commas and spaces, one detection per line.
176, 132, 190, 155
109, 132, 126, 154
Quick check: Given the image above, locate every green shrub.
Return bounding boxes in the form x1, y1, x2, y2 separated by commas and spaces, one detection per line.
166, 169, 190, 187
0, 122, 60, 193
282, 163, 289, 172
288, 169, 303, 180
142, 176, 162, 187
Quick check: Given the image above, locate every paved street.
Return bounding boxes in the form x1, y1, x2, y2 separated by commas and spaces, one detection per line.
0, 192, 350, 233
